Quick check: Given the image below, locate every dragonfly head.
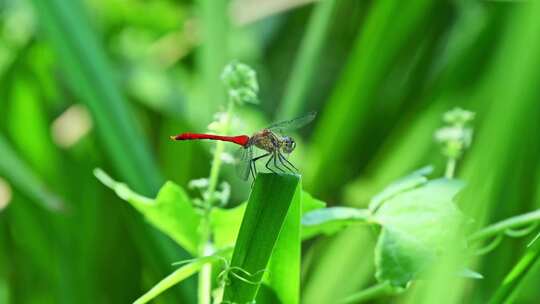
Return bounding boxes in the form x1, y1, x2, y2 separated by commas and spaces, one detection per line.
281, 136, 296, 154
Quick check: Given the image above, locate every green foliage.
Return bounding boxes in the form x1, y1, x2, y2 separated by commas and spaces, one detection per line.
134, 255, 222, 304
4, 1, 540, 304
373, 179, 465, 287
302, 207, 370, 239
223, 173, 300, 303
302, 170, 468, 289
0, 135, 63, 211
95, 169, 201, 255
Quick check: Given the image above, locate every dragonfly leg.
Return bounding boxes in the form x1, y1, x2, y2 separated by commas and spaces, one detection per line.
277, 153, 295, 174
273, 152, 287, 174
251, 153, 270, 177
279, 153, 298, 173
265, 154, 278, 174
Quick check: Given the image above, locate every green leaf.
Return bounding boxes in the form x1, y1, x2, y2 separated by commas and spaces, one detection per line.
259, 181, 303, 304
211, 191, 326, 248
369, 166, 433, 212
301, 191, 327, 214
211, 203, 247, 250
133, 255, 220, 304
223, 173, 300, 303
373, 178, 465, 287
302, 207, 371, 240
94, 169, 201, 255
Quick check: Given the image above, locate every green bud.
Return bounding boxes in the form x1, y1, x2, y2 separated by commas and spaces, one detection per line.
221, 61, 259, 104
436, 108, 475, 160
443, 107, 475, 126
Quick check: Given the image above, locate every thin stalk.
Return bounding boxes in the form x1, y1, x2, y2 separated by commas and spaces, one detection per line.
468, 209, 540, 243
339, 282, 395, 304
445, 157, 456, 179
198, 99, 235, 304
488, 235, 540, 304
207, 100, 235, 196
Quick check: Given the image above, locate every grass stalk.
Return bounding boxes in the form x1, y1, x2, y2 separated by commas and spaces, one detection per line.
277, 0, 338, 118
198, 98, 235, 304
339, 282, 395, 304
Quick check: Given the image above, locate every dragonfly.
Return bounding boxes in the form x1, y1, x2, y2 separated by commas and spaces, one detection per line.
170, 112, 316, 181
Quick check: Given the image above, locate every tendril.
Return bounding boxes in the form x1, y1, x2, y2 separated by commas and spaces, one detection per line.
504, 222, 539, 238
474, 234, 503, 256
218, 266, 266, 286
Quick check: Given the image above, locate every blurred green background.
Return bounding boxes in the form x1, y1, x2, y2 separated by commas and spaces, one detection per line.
1, 0, 540, 303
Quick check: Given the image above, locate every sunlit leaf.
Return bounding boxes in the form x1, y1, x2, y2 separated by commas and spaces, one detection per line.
302, 207, 371, 240
373, 178, 465, 287
369, 166, 433, 212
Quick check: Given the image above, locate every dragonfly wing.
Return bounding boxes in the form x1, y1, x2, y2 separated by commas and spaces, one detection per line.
235, 146, 252, 181
267, 111, 317, 133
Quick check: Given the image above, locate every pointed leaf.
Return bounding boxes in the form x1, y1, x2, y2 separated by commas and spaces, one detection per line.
302, 207, 371, 240
134, 255, 220, 304
94, 169, 200, 255
223, 173, 300, 303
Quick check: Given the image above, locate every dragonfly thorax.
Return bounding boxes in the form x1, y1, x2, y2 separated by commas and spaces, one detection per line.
249, 129, 295, 154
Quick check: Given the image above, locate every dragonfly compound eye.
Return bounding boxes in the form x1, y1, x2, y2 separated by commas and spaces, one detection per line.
282, 137, 296, 154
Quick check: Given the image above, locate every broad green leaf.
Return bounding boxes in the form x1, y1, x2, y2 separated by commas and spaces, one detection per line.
223, 173, 300, 303
302, 207, 371, 240
302, 191, 327, 214
211, 203, 247, 250
373, 178, 465, 287
369, 166, 433, 212
134, 255, 220, 304
94, 169, 200, 255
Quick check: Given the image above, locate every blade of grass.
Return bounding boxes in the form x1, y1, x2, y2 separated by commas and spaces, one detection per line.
134, 256, 221, 304
259, 179, 302, 304
27, 1, 196, 301
488, 165, 540, 304
305, 0, 438, 192
223, 173, 300, 303
194, 0, 228, 120
0, 134, 63, 211
276, 0, 338, 119
406, 2, 540, 304
28, 0, 161, 194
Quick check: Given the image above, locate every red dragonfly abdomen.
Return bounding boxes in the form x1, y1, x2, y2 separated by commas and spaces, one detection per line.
170, 133, 250, 147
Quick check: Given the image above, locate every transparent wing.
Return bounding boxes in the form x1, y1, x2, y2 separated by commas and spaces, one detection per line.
267, 111, 317, 133
235, 146, 253, 181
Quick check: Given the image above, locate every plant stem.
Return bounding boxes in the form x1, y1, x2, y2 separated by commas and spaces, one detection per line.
468, 209, 540, 242
207, 100, 235, 196
445, 157, 456, 179
339, 282, 395, 304
198, 230, 214, 304
198, 99, 235, 304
